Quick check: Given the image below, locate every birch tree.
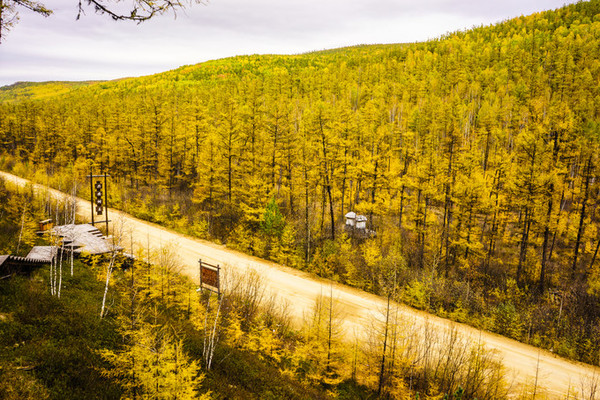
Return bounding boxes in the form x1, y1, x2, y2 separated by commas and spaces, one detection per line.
100, 216, 125, 318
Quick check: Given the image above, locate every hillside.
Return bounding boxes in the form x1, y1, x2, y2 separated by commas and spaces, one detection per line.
6, 169, 600, 399
1, 0, 600, 367
0, 81, 104, 103
0, 180, 361, 400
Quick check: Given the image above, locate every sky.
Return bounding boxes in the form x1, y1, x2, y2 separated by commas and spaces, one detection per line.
0, 0, 579, 87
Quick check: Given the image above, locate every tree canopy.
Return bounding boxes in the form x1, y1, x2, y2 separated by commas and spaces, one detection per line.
2, 0, 600, 366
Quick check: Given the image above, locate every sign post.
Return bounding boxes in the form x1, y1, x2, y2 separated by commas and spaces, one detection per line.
88, 164, 111, 235
197, 258, 222, 370
198, 259, 221, 296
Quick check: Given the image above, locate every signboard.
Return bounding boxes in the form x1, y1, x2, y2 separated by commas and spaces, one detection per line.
87, 164, 111, 234
199, 259, 220, 295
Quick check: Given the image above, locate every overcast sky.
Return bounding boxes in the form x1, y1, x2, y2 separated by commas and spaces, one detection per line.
0, 0, 577, 87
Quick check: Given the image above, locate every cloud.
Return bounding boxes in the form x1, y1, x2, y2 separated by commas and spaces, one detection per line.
0, 0, 580, 86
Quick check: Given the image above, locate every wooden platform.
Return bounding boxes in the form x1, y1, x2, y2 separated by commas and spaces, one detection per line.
52, 224, 122, 255
0, 255, 50, 279
26, 246, 56, 262
1, 224, 124, 279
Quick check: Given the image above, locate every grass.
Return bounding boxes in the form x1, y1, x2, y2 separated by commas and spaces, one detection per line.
0, 264, 122, 400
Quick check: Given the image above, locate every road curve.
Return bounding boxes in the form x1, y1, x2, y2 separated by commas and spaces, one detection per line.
2, 170, 599, 398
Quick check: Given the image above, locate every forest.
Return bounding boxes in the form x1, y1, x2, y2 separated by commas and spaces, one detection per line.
1, 0, 600, 370
1, 178, 516, 399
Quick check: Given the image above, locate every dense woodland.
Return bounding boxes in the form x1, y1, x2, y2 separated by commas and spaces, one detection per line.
2, 0, 600, 366
1, 181, 517, 399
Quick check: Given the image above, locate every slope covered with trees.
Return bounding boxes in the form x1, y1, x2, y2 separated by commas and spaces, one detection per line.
2, 0, 600, 364
0, 181, 511, 399
0, 81, 103, 103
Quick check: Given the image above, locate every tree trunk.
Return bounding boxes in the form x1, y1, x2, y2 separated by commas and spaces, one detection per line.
539, 183, 554, 293
572, 154, 592, 278
377, 294, 391, 397
319, 115, 336, 240
100, 252, 117, 318
442, 136, 455, 277
516, 207, 531, 286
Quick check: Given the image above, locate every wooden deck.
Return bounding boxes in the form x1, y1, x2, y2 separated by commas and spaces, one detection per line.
26, 246, 56, 262
0, 255, 50, 279
1, 224, 124, 279
52, 224, 122, 255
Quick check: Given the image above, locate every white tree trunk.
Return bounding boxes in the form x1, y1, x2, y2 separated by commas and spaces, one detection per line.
100, 216, 125, 319
203, 293, 223, 370
70, 184, 77, 276
57, 242, 63, 298
100, 252, 116, 318
16, 208, 25, 254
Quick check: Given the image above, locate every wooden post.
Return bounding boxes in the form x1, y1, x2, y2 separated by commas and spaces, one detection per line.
89, 165, 95, 226
199, 258, 202, 288
217, 264, 221, 297
104, 168, 109, 235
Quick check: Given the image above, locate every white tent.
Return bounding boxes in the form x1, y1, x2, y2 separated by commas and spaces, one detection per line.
345, 211, 357, 226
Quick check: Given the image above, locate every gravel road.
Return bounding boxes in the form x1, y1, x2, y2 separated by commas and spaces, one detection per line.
2, 170, 599, 398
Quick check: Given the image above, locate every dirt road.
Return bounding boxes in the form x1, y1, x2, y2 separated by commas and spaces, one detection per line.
2, 170, 599, 398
